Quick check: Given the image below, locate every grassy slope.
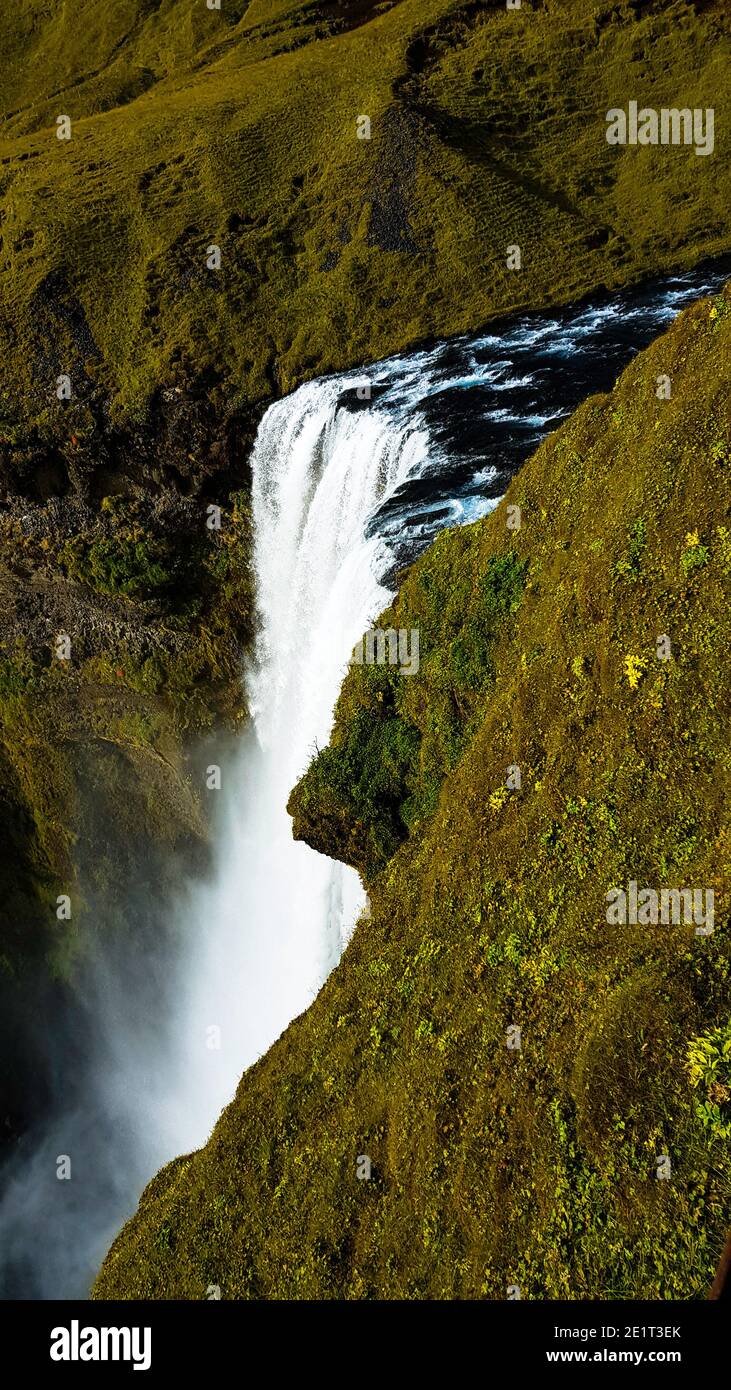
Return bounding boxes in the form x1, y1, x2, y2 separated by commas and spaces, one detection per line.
0, 0, 729, 453
94, 282, 731, 1300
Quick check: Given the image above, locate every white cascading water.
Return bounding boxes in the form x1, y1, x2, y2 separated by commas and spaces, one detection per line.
168, 377, 433, 1136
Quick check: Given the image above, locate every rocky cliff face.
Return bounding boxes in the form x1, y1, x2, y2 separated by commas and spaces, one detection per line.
93, 283, 731, 1300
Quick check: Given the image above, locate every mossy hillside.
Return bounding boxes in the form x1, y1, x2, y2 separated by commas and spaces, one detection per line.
1, 0, 730, 468
0, 485, 253, 1140
0, 484, 253, 968
94, 285, 731, 1300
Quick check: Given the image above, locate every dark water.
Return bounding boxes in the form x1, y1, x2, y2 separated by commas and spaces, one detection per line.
338, 257, 730, 570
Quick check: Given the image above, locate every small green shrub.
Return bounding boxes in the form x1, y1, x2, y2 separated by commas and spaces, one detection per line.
60, 534, 175, 598
614, 517, 647, 581
687, 1023, 731, 1141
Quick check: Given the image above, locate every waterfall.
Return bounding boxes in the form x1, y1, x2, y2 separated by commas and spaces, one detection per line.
1, 259, 727, 1300
0, 371, 433, 1299
171, 376, 432, 1133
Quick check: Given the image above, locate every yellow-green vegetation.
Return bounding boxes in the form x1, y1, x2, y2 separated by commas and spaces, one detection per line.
94, 283, 731, 1300
0, 0, 730, 459
687, 1022, 731, 1142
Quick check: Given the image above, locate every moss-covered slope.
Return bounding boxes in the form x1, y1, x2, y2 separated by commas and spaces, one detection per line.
1, 0, 730, 473
94, 281, 731, 1301
0, 484, 254, 1144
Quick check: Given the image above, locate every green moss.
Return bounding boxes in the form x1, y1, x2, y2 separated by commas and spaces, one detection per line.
0, 0, 729, 450
687, 1021, 731, 1142
93, 282, 731, 1303
680, 533, 710, 579
289, 547, 530, 875
57, 490, 253, 620
613, 516, 647, 582
59, 533, 176, 598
